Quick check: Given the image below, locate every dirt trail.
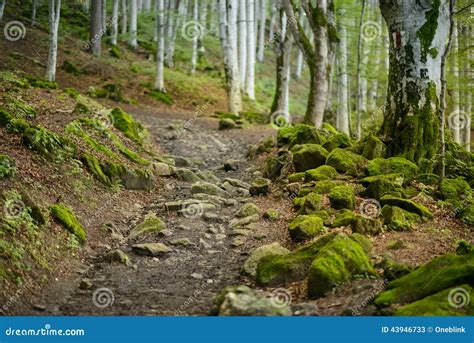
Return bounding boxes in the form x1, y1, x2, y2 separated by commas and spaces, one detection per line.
23, 108, 275, 316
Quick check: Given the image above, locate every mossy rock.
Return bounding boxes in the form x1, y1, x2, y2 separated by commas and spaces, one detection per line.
0, 154, 15, 178
460, 203, 474, 225
381, 205, 417, 231
440, 177, 471, 204
27, 77, 58, 89
288, 215, 326, 242
366, 157, 418, 179
322, 132, 352, 152
380, 195, 432, 219
263, 209, 279, 221
277, 124, 326, 148
243, 243, 290, 277
249, 178, 271, 196
374, 250, 474, 307
256, 233, 339, 286
313, 180, 345, 194
218, 118, 238, 130
241, 111, 269, 125
329, 185, 355, 209
111, 107, 147, 144
304, 165, 338, 182
295, 192, 323, 215
49, 204, 86, 243
418, 173, 439, 185
0, 108, 30, 133
331, 209, 356, 227
264, 152, 292, 180
361, 135, 386, 160
288, 172, 305, 183
291, 144, 328, 172
256, 136, 276, 154
191, 181, 229, 197
307, 233, 376, 298
361, 174, 404, 200
395, 284, 473, 316
351, 215, 383, 235
381, 256, 413, 281
128, 213, 166, 239
61, 60, 81, 75
22, 126, 76, 161
311, 210, 331, 226
326, 148, 367, 177
235, 203, 260, 218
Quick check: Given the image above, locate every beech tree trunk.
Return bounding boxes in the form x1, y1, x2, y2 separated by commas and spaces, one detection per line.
257, 0, 266, 62
191, 0, 198, 74
121, 0, 128, 34
155, 0, 165, 91
336, 7, 349, 135
90, 0, 102, 56
450, 21, 460, 143
111, 0, 119, 45
102, 0, 107, 32
129, 0, 138, 48
46, 0, 61, 82
0, 0, 6, 21
379, 0, 451, 163
463, 25, 472, 151
165, 0, 181, 68
32, 0, 38, 25
238, 0, 247, 88
245, 0, 256, 99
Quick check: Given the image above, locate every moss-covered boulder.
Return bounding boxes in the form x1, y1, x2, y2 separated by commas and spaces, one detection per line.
243, 242, 290, 277
374, 250, 474, 307
360, 174, 404, 200
394, 285, 473, 316
256, 135, 276, 154
313, 180, 345, 194
361, 135, 386, 160
264, 151, 292, 180
263, 209, 280, 221
460, 203, 474, 225
218, 118, 238, 130
0, 154, 15, 178
288, 172, 305, 183
440, 177, 471, 204
311, 210, 331, 226
366, 157, 418, 179
191, 181, 229, 197
111, 107, 147, 144
296, 192, 323, 215
322, 132, 352, 152
49, 204, 86, 243
331, 209, 356, 227
249, 178, 271, 196
304, 165, 338, 182
329, 185, 355, 209
381, 256, 413, 281
128, 213, 166, 239
351, 215, 383, 235
277, 124, 326, 148
380, 195, 432, 219
291, 144, 329, 172
326, 148, 367, 176
256, 233, 339, 286
381, 205, 418, 231
307, 234, 376, 298
288, 215, 326, 242
235, 203, 260, 218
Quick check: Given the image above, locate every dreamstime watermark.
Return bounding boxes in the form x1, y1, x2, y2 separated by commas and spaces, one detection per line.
448, 110, 471, 131
447, 287, 470, 309
264, 14, 298, 49
176, 101, 211, 137
3, 199, 26, 219
269, 288, 292, 308
270, 110, 292, 130
92, 287, 115, 308
0, 279, 34, 314
5, 324, 85, 337
352, 279, 389, 316
174, 283, 208, 315
91, 109, 115, 131
359, 199, 381, 218
82, 14, 121, 50
181, 201, 205, 218
181, 20, 204, 42
361, 20, 382, 42
4, 21, 26, 41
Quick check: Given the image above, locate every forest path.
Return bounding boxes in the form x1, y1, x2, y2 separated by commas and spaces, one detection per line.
42, 108, 273, 315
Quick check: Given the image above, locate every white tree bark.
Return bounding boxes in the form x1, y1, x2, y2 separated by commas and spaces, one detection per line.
90, 0, 102, 56
46, 0, 61, 82
0, 0, 6, 21
336, 8, 349, 135
238, 0, 247, 88
268, 0, 277, 41
463, 25, 472, 151
294, 8, 305, 80
245, 0, 256, 100
144, 0, 151, 11
155, 0, 165, 91
121, 0, 128, 34
450, 21, 461, 143
129, 0, 138, 48
111, 0, 119, 45
191, 0, 199, 74
256, 0, 266, 62
102, 0, 107, 32
32, 0, 38, 26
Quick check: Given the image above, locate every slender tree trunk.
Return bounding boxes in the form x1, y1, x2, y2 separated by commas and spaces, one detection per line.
336, 7, 349, 135
31, 0, 38, 26
111, 0, 119, 45
121, 0, 128, 34
155, 0, 165, 91
238, 0, 247, 88
0, 0, 6, 21
268, 0, 277, 41
102, 0, 107, 32
129, 0, 138, 48
450, 21, 461, 143
355, 0, 367, 140
46, 0, 61, 82
256, 0, 266, 62
380, 0, 451, 164
463, 25, 472, 151
90, 0, 102, 56
190, 0, 199, 74
165, 0, 180, 68
245, 0, 256, 100
294, 8, 305, 80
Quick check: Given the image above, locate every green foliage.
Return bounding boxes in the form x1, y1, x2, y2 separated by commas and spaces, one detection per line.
22, 126, 76, 161
147, 90, 175, 105
4, 97, 37, 119
0, 154, 15, 178
110, 107, 148, 144
25, 75, 58, 89
109, 45, 122, 59
417, 0, 441, 62
61, 60, 81, 75
49, 204, 86, 244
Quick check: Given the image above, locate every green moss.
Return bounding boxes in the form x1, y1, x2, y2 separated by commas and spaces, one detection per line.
129, 63, 141, 73
380, 195, 433, 219
417, 0, 441, 62
361, 174, 404, 200
27, 77, 58, 89
49, 204, 86, 244
0, 154, 15, 178
61, 60, 81, 75
87, 86, 108, 98
22, 126, 76, 161
291, 144, 329, 172
381, 205, 417, 231
307, 234, 376, 298
304, 165, 338, 182
375, 251, 474, 307
288, 172, 305, 183
325, 148, 367, 176
109, 45, 122, 58
366, 157, 418, 179
297, 192, 323, 215
4, 97, 37, 119
241, 111, 268, 124
63, 87, 80, 98
277, 124, 326, 148
361, 135, 386, 160
256, 136, 276, 154
313, 180, 345, 194
351, 215, 383, 235
331, 209, 356, 227
288, 215, 326, 242
322, 132, 352, 152
235, 203, 260, 218
81, 153, 114, 186
148, 90, 174, 105
128, 213, 166, 239
329, 185, 355, 209
440, 178, 471, 204
111, 107, 147, 144
263, 209, 280, 221
381, 256, 413, 281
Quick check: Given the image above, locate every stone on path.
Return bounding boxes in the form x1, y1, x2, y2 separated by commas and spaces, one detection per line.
132, 243, 172, 256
